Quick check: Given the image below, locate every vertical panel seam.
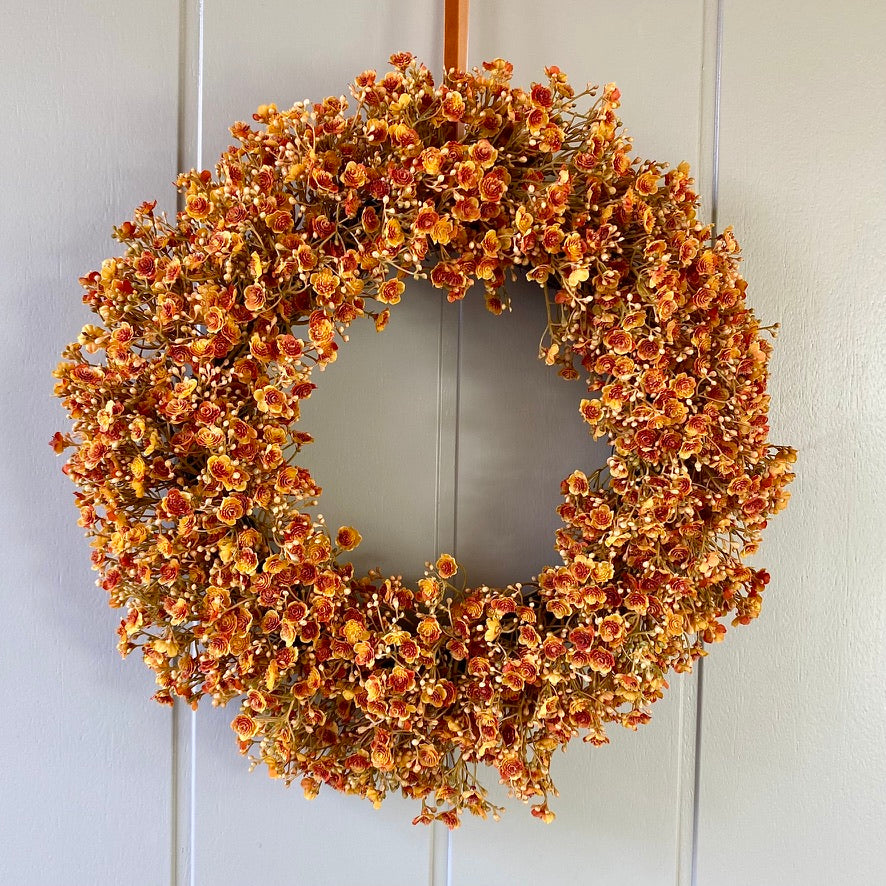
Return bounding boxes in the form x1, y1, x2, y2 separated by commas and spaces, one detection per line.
434, 299, 443, 572
190, 7, 203, 886
675, 5, 713, 883
429, 297, 460, 886
172, 4, 185, 883
453, 301, 462, 570
173, 3, 203, 885
710, 0, 723, 234
195, 0, 205, 173
171, 704, 178, 886
690, 3, 724, 885
430, 16, 467, 882
429, 293, 446, 886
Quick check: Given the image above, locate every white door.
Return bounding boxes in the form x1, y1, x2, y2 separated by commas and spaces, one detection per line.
1, 2, 884, 885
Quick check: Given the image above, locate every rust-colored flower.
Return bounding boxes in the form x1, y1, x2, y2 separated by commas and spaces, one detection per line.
441, 90, 465, 121
435, 554, 458, 579
478, 169, 509, 203
588, 647, 616, 674
310, 268, 339, 300
254, 385, 287, 415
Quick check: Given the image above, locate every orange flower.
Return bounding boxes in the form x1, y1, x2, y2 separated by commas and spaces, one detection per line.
685, 414, 709, 437
542, 636, 566, 660
435, 554, 457, 579
588, 647, 616, 674
417, 744, 440, 768
207, 454, 248, 492
232, 713, 258, 741
217, 495, 246, 525
478, 170, 508, 203
430, 216, 455, 245
232, 548, 257, 576
598, 614, 626, 645
254, 385, 287, 415
604, 328, 634, 355
341, 161, 368, 189
455, 160, 482, 191
389, 666, 415, 695
185, 193, 211, 219
429, 261, 466, 294
267, 210, 293, 233
374, 309, 390, 332
530, 83, 553, 108
579, 398, 604, 425
415, 205, 440, 233
589, 504, 613, 530
625, 592, 649, 614
672, 373, 697, 398
310, 267, 339, 300
164, 488, 192, 517
49, 431, 73, 454
452, 197, 480, 223
636, 171, 659, 195
275, 465, 302, 495
308, 310, 335, 344
378, 279, 405, 305
469, 139, 498, 168
417, 617, 442, 646
498, 755, 526, 782
383, 218, 404, 247
336, 526, 362, 550
420, 147, 443, 175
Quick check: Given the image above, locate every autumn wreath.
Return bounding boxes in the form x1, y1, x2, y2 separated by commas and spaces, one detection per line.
52, 54, 795, 826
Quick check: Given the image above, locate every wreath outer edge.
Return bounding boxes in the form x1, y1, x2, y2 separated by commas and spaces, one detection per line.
52, 53, 796, 826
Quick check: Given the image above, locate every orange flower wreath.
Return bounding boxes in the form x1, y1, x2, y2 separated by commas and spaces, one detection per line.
52, 54, 795, 826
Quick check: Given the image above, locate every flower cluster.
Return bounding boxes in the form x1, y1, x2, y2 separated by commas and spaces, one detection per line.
52, 54, 795, 826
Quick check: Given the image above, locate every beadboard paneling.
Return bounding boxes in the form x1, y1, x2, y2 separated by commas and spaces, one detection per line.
0, 3, 180, 885
2, 3, 885, 885
694, 2, 886, 884
190, 4, 446, 884
451, 3, 707, 884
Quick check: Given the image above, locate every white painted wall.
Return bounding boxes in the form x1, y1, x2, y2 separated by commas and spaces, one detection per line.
0, 2, 883, 884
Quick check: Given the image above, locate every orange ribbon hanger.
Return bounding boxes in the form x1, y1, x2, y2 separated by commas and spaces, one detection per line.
443, 0, 469, 73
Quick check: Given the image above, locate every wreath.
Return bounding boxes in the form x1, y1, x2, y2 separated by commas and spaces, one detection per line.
52, 54, 795, 826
